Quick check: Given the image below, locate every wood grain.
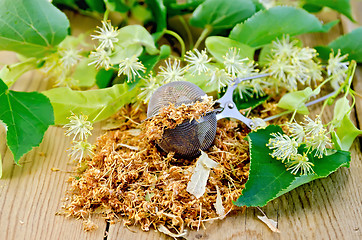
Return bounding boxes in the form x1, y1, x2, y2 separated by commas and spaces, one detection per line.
1, 3, 362, 240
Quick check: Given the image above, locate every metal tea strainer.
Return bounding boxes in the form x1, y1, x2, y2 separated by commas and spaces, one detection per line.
147, 74, 269, 158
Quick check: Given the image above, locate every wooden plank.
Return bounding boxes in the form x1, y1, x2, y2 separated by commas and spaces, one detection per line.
0, 65, 107, 239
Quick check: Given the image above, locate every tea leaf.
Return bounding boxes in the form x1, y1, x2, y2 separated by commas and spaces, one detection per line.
229, 6, 337, 48
0, 79, 54, 163
0, 0, 69, 57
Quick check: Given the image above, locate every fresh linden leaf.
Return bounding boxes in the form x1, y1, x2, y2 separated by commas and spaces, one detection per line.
0, 58, 38, 87
189, 0, 256, 30
186, 151, 219, 199
96, 69, 114, 89
334, 114, 362, 151
145, 0, 167, 33
234, 125, 350, 207
104, 0, 129, 13
229, 6, 338, 48
277, 87, 315, 114
116, 25, 159, 55
0, 0, 69, 58
205, 36, 255, 63
164, 0, 203, 17
43, 83, 138, 125
303, 0, 354, 21
72, 58, 97, 88
232, 92, 269, 110
84, 0, 105, 12
332, 96, 352, 126
328, 27, 362, 63
0, 79, 54, 163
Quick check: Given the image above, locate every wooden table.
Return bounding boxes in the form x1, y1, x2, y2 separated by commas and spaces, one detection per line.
1, 3, 361, 240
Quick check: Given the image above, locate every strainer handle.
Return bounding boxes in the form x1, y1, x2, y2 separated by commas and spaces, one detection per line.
216, 74, 270, 129
215, 101, 255, 128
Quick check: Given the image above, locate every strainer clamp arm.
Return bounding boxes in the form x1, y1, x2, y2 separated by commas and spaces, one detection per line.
215, 74, 270, 129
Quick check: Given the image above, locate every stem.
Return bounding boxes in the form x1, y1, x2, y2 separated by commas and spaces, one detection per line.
194, 25, 212, 50
103, 9, 110, 22
263, 91, 337, 122
178, 16, 194, 49
289, 110, 297, 123
164, 30, 186, 60
263, 110, 293, 122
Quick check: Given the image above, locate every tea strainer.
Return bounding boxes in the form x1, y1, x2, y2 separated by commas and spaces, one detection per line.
147, 74, 268, 157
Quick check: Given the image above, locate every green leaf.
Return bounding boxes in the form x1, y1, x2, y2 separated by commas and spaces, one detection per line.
303, 0, 354, 21
328, 27, 362, 63
233, 92, 269, 110
229, 6, 338, 48
116, 25, 159, 55
145, 0, 167, 33
334, 114, 362, 151
205, 36, 255, 63
314, 45, 332, 61
302, 3, 323, 13
43, 83, 138, 125
131, 4, 153, 23
85, 0, 106, 12
258, 43, 273, 67
0, 79, 54, 163
104, 0, 129, 13
277, 87, 317, 114
184, 71, 215, 93
332, 96, 351, 125
72, 58, 97, 88
0, 0, 70, 58
164, 0, 204, 17
189, 0, 256, 30
0, 58, 38, 87
234, 125, 350, 207
96, 69, 115, 89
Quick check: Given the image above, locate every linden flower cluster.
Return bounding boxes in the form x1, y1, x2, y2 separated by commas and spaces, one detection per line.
264, 35, 322, 91
138, 47, 263, 104
327, 50, 349, 90
63, 112, 94, 162
267, 116, 331, 175
40, 38, 83, 87
89, 21, 146, 82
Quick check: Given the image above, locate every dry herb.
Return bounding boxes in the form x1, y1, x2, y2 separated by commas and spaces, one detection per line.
61, 104, 250, 233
